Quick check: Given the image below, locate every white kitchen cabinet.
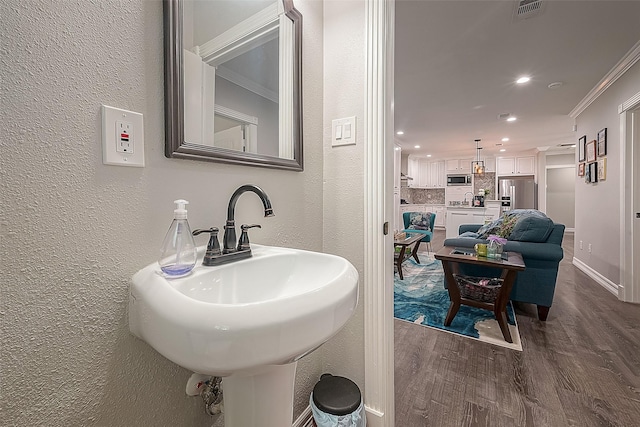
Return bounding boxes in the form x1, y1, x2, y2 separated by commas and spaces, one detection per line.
407, 157, 419, 187
516, 156, 535, 174
484, 156, 496, 172
446, 158, 473, 174
434, 205, 445, 228
497, 155, 535, 176
418, 158, 430, 187
446, 210, 473, 239
394, 145, 401, 231
394, 144, 401, 190
428, 161, 446, 188
407, 159, 446, 188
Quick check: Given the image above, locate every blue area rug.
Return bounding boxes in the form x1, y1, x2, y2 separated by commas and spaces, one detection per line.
394, 253, 522, 351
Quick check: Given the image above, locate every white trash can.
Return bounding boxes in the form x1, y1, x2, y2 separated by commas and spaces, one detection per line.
310, 374, 366, 427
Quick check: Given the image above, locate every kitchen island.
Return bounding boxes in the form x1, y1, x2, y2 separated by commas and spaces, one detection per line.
445, 201, 501, 238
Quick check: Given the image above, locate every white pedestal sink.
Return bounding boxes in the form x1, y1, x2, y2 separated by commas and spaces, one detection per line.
129, 244, 359, 426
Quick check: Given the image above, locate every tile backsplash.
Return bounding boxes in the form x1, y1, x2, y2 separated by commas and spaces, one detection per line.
400, 188, 445, 205
473, 172, 496, 199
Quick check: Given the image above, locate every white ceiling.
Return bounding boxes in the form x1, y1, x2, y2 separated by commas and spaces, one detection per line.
394, 0, 640, 159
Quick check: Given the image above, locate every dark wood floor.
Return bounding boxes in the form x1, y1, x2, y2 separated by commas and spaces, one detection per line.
395, 230, 640, 426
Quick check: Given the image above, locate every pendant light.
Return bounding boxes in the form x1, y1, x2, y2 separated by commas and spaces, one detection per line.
472, 139, 485, 175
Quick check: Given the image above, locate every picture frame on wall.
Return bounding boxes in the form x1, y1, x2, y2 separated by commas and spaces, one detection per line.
578, 162, 585, 176
578, 135, 586, 162
588, 162, 598, 183
586, 140, 597, 162
598, 158, 607, 181
597, 128, 607, 156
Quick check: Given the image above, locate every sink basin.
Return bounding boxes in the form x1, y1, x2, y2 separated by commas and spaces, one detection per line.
129, 244, 359, 376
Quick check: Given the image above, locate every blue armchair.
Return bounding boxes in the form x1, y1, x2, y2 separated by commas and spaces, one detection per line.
402, 211, 436, 253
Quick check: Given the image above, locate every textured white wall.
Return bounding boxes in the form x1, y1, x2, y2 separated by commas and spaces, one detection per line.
320, 0, 366, 391
0, 0, 324, 424
574, 60, 640, 284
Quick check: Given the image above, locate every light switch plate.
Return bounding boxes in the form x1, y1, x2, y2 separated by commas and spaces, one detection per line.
331, 116, 356, 146
101, 105, 145, 167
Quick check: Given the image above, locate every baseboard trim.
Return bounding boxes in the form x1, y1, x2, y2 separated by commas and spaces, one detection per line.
364, 405, 384, 427
572, 257, 619, 296
292, 406, 314, 427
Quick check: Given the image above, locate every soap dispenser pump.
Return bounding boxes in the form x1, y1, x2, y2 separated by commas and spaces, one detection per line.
158, 199, 197, 277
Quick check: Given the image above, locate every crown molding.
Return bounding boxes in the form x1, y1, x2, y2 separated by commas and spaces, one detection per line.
570, 40, 640, 118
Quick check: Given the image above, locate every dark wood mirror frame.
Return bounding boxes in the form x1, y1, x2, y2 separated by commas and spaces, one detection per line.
163, 0, 303, 171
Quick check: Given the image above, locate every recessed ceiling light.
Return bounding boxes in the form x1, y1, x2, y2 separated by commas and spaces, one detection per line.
500, 148, 506, 152
427, 154, 432, 157
396, 131, 404, 135
507, 117, 517, 122
516, 76, 530, 84
414, 145, 420, 149
501, 137, 509, 142
394, 147, 400, 151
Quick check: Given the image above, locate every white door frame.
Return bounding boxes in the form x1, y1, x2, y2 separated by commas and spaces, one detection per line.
619, 91, 640, 303
363, 0, 395, 425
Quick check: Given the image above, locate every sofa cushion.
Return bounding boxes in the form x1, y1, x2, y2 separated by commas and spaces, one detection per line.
476, 218, 503, 238
476, 215, 518, 239
506, 209, 555, 242
407, 212, 432, 231
476, 210, 554, 242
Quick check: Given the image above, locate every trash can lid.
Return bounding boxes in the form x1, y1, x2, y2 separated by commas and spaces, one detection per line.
312, 374, 361, 416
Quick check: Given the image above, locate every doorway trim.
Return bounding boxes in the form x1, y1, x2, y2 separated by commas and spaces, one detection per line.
619, 91, 640, 303
363, 0, 395, 425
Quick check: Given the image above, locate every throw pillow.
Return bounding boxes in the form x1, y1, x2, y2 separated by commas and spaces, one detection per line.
407, 212, 432, 231
476, 217, 504, 239
507, 210, 554, 242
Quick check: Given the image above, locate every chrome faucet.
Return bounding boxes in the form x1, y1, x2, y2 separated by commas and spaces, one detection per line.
463, 191, 474, 206
193, 184, 274, 266
223, 184, 274, 253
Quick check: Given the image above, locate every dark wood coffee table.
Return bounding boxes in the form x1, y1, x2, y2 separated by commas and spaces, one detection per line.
393, 233, 423, 280
434, 246, 525, 343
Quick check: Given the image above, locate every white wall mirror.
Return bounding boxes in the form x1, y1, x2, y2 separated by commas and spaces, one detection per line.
164, 0, 303, 170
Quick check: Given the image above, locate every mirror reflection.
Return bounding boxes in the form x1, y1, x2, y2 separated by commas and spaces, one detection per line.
164, 0, 302, 170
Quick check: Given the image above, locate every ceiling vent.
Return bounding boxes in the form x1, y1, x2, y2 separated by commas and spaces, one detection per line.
514, 0, 545, 21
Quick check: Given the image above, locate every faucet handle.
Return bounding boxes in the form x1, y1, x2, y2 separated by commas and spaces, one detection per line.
193, 228, 221, 257
237, 224, 261, 251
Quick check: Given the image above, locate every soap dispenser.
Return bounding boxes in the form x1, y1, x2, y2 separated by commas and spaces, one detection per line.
158, 199, 197, 277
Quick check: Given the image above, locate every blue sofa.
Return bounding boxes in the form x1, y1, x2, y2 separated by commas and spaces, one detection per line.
443, 216, 565, 321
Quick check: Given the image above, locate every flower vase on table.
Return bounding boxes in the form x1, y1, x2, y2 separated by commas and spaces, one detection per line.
487, 235, 507, 259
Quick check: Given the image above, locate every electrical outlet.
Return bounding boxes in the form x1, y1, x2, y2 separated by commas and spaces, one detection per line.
579, 240, 583, 250
116, 120, 133, 154
588, 243, 592, 253
102, 105, 144, 167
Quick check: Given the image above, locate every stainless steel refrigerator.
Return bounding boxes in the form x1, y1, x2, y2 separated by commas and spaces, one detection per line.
498, 176, 537, 212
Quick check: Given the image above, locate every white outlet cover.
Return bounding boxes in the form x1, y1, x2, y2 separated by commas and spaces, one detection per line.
101, 105, 145, 167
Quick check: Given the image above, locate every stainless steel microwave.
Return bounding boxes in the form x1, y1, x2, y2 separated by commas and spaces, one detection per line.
447, 174, 472, 186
